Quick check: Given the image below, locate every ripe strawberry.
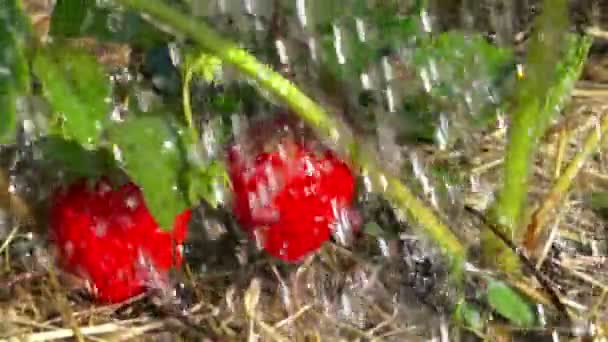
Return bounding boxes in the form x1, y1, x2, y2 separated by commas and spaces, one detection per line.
49, 178, 190, 303
228, 118, 356, 262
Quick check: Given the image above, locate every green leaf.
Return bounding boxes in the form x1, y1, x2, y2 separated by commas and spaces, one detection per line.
33, 46, 111, 146
589, 192, 608, 208
486, 279, 536, 327
0, 0, 31, 144
537, 34, 593, 131
188, 160, 228, 209
107, 116, 190, 230
34, 136, 116, 181
315, 1, 423, 84
413, 32, 514, 85
391, 31, 517, 145
50, 0, 170, 48
187, 52, 222, 82
588, 192, 608, 219
363, 222, 385, 238
179, 116, 229, 209
454, 301, 484, 332
397, 94, 442, 144
35, 135, 114, 177
411, 31, 515, 120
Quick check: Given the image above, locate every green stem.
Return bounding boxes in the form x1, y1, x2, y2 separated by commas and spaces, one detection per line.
487, 0, 591, 273
182, 64, 198, 144
114, 0, 466, 276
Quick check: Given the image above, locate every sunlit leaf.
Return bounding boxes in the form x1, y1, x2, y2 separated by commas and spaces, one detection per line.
187, 52, 222, 82
33, 46, 111, 146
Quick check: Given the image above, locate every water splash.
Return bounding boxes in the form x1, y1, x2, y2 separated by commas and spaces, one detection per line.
1, 0, 581, 338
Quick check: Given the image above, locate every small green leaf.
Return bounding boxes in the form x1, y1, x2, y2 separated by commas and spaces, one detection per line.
589, 192, 608, 208
0, 0, 31, 144
107, 116, 190, 230
34, 46, 111, 146
34, 136, 115, 181
454, 301, 484, 332
177, 116, 229, 208
187, 52, 222, 82
588, 192, 608, 219
486, 279, 536, 327
362, 220, 402, 240
188, 160, 228, 208
397, 94, 442, 144
363, 222, 385, 238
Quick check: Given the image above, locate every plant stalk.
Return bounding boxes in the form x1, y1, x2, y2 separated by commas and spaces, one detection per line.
525, 110, 608, 252
486, 0, 591, 273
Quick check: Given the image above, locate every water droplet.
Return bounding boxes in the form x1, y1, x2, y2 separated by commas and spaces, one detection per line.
0, 66, 11, 76
64, 241, 74, 258
125, 195, 139, 210
296, 0, 307, 27
162, 140, 175, 151
332, 24, 346, 65
112, 144, 123, 163
275, 39, 289, 65
106, 12, 124, 33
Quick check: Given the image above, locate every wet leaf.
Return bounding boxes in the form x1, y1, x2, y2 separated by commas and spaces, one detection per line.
35, 135, 116, 181
455, 301, 484, 332
50, 0, 171, 48
588, 192, 608, 219
107, 116, 190, 231
391, 31, 516, 145
33, 45, 111, 146
188, 161, 228, 209
0, 0, 31, 144
182, 117, 229, 209
486, 279, 535, 327
143, 46, 182, 97
589, 192, 608, 207
411, 31, 515, 122
397, 94, 442, 144
413, 32, 513, 86
363, 222, 384, 237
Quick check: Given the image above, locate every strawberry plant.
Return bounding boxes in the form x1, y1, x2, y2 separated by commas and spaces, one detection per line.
0, 0, 601, 340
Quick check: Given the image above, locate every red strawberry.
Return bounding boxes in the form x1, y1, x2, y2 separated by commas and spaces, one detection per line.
228, 119, 356, 262
49, 178, 190, 303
